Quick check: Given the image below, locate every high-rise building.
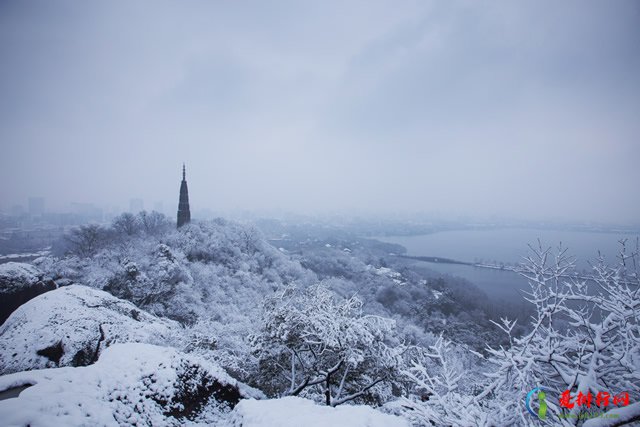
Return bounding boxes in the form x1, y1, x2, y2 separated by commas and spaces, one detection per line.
177, 164, 191, 228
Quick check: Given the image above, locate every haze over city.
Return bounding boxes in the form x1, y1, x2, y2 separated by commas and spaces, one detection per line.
2, 0, 639, 224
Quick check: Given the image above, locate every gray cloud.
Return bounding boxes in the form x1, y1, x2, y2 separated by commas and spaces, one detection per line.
1, 0, 639, 223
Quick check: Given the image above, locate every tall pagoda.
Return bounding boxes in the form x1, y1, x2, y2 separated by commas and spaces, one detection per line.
177, 164, 191, 228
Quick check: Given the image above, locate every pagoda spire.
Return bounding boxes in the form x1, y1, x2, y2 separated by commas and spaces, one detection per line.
177, 164, 191, 228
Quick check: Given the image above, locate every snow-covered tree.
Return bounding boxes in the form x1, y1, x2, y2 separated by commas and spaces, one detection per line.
251, 284, 403, 406
399, 240, 640, 426
62, 223, 110, 257
478, 240, 640, 424
112, 212, 141, 237
138, 210, 172, 236
394, 336, 494, 426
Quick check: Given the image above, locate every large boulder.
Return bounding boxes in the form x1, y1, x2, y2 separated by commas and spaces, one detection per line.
0, 285, 180, 375
0, 343, 263, 426
0, 262, 56, 324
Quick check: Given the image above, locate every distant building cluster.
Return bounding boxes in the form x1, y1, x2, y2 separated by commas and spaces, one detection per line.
1, 164, 194, 254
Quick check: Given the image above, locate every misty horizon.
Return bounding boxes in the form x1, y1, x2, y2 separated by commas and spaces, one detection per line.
2, 1, 639, 225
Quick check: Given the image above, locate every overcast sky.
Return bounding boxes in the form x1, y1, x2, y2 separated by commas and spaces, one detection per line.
1, 1, 639, 224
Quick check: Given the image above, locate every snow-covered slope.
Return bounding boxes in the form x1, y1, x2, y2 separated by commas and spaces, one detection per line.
0, 343, 262, 426
227, 396, 409, 427
0, 262, 56, 324
0, 285, 179, 375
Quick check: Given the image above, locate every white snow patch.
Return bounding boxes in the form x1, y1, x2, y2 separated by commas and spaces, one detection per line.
0, 285, 179, 374
0, 343, 260, 426
369, 266, 402, 280
227, 396, 409, 427
0, 251, 50, 261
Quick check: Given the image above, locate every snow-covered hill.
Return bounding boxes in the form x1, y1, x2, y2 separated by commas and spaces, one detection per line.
0, 342, 404, 427
0, 342, 263, 426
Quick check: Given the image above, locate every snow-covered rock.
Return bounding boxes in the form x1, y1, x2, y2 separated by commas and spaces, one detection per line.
227, 396, 409, 427
0, 262, 56, 324
0, 343, 263, 426
0, 262, 41, 289
0, 285, 180, 375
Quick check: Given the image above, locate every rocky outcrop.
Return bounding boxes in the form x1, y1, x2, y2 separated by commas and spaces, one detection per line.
0, 262, 56, 324
0, 285, 180, 375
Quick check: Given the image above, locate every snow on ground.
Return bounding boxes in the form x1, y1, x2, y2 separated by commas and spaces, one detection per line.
0, 262, 42, 292
0, 285, 180, 374
227, 396, 409, 427
0, 343, 402, 427
0, 343, 262, 427
368, 265, 407, 285
0, 250, 50, 262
